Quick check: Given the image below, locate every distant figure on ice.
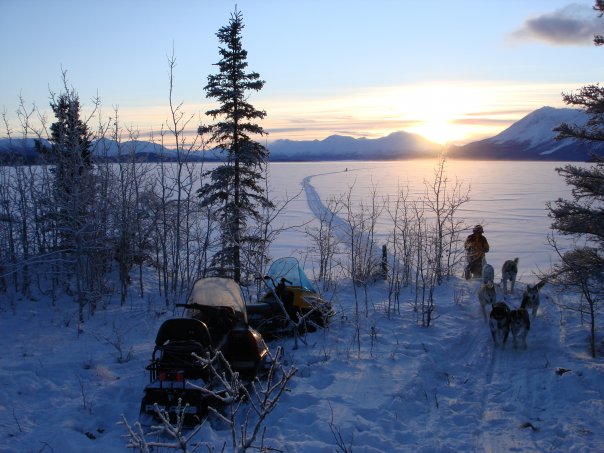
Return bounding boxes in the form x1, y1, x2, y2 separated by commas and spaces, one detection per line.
464, 224, 489, 279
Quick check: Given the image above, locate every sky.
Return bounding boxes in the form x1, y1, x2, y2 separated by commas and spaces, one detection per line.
1, 0, 603, 145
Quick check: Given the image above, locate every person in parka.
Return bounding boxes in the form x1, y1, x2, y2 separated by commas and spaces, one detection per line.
464, 224, 489, 279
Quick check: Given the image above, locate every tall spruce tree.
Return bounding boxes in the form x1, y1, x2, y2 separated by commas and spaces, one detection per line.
41, 79, 95, 258
48, 86, 93, 213
547, 0, 604, 357
198, 9, 272, 283
40, 77, 107, 319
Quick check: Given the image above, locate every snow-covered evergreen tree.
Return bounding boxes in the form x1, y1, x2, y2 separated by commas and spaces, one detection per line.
38, 76, 109, 319
49, 98, 91, 181
44, 81, 93, 241
547, 0, 604, 357
198, 9, 272, 283
546, 159, 604, 357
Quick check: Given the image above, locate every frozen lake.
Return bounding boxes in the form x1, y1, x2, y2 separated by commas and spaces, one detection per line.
266, 159, 580, 280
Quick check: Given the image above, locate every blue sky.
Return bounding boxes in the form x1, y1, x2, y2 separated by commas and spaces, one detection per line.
1, 0, 602, 145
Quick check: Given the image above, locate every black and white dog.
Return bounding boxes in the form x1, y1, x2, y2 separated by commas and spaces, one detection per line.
489, 302, 511, 348
509, 307, 530, 349
501, 258, 519, 294
521, 280, 546, 318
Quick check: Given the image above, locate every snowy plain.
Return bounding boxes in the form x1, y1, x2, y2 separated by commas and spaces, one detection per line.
1, 159, 603, 452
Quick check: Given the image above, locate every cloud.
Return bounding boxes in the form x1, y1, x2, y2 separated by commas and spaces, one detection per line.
451, 118, 515, 127
510, 3, 600, 46
463, 109, 533, 118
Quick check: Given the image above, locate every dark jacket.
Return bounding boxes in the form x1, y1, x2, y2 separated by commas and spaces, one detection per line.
464, 233, 489, 262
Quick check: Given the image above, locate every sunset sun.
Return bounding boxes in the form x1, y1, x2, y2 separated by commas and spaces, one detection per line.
412, 117, 467, 145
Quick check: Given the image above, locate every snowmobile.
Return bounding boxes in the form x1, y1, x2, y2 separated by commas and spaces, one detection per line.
246, 257, 335, 338
140, 277, 270, 424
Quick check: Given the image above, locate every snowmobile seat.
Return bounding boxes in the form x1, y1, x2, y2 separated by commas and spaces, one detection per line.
155, 318, 212, 348
148, 318, 214, 382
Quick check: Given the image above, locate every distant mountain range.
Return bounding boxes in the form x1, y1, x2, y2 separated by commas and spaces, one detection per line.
0, 137, 210, 164
1, 106, 602, 163
267, 131, 442, 161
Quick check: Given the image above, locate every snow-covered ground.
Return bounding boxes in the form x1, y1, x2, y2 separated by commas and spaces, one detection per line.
1, 160, 603, 452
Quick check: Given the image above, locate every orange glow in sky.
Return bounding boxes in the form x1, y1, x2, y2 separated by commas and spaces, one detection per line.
256, 81, 583, 145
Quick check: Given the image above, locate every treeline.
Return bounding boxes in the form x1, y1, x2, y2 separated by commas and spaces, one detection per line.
0, 138, 222, 166
0, 86, 217, 320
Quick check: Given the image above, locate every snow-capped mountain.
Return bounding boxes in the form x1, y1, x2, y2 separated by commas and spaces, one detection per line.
448, 106, 604, 160
267, 130, 443, 161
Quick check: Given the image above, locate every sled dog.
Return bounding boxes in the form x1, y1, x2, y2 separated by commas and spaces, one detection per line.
509, 308, 530, 349
478, 282, 497, 321
501, 258, 519, 294
521, 280, 546, 318
482, 262, 495, 285
489, 302, 511, 348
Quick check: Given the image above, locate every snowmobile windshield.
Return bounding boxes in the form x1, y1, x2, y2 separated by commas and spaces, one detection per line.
266, 257, 316, 292
188, 277, 247, 321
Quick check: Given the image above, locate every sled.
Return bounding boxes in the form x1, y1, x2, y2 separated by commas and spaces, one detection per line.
247, 257, 335, 338
140, 277, 270, 424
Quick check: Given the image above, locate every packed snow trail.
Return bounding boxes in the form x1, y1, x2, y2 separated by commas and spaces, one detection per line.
450, 279, 588, 452
302, 171, 350, 243
303, 170, 397, 271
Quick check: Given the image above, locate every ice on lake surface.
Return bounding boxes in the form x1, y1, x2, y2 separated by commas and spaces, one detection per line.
267, 159, 578, 280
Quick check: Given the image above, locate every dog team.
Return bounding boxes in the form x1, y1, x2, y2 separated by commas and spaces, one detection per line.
465, 224, 545, 350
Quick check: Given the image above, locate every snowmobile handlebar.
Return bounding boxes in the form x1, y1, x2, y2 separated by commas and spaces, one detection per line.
262, 275, 292, 287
